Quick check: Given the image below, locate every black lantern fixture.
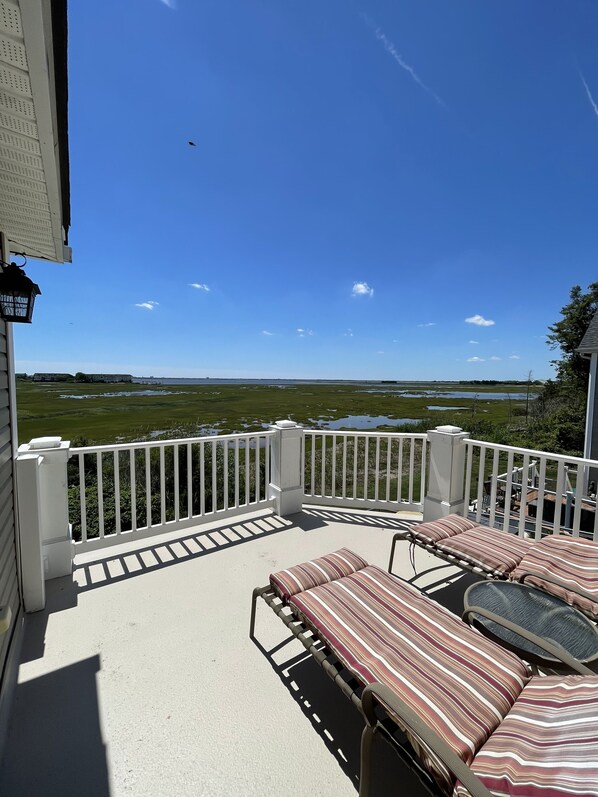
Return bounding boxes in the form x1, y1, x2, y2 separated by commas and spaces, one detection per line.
0, 259, 41, 323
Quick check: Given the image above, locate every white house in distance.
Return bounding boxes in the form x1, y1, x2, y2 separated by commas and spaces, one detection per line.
0, 0, 70, 749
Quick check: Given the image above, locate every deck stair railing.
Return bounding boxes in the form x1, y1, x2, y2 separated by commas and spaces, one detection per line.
304, 430, 428, 512
465, 439, 598, 541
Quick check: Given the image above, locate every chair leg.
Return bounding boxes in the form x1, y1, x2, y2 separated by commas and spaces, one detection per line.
359, 723, 376, 797
388, 535, 399, 573
249, 586, 263, 640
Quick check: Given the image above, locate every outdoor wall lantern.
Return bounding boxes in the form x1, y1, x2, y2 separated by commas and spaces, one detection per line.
0, 258, 41, 323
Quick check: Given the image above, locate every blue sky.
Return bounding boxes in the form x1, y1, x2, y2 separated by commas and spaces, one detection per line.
15, 0, 598, 380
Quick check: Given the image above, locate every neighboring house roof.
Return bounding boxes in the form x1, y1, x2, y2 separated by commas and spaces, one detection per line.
0, 0, 70, 263
578, 311, 598, 355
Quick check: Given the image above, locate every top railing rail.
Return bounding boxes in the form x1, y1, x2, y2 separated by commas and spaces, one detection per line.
71, 429, 276, 454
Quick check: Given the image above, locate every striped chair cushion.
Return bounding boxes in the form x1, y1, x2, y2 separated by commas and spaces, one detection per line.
408, 515, 478, 544
269, 548, 368, 602
289, 565, 529, 793
511, 536, 598, 620
437, 527, 533, 577
454, 675, 598, 797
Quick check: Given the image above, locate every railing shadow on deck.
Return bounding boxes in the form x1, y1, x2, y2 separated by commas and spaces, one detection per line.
302, 505, 415, 532
251, 636, 429, 797
74, 510, 300, 592
0, 655, 110, 797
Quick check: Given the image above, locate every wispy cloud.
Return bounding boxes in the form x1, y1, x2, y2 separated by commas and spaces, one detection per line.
135, 301, 159, 310
262, 330, 274, 336
363, 15, 445, 108
189, 283, 210, 292
344, 328, 354, 337
465, 314, 495, 327
469, 340, 479, 344
490, 356, 501, 361
159, 0, 177, 9
352, 281, 374, 297
467, 356, 485, 363
417, 322, 436, 328
376, 351, 385, 355
297, 328, 314, 337
509, 354, 521, 360
580, 72, 598, 120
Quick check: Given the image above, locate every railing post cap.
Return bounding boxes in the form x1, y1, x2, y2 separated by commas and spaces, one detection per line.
434, 425, 463, 434
28, 436, 62, 449
271, 420, 301, 430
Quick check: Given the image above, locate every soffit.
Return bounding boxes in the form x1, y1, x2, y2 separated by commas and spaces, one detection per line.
0, 0, 70, 263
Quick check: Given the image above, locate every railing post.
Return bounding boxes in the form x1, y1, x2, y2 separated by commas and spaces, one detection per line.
269, 420, 304, 516
423, 425, 470, 521
15, 453, 44, 612
16, 436, 72, 583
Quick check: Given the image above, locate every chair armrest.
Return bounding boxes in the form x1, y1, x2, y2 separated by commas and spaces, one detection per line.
361, 682, 494, 797
516, 570, 598, 615
462, 605, 594, 675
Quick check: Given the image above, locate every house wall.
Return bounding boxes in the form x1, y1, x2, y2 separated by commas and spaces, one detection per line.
0, 317, 21, 699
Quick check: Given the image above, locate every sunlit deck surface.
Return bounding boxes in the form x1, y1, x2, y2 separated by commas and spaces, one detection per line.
0, 506, 477, 797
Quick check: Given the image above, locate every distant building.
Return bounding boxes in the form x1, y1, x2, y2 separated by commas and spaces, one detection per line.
86, 374, 132, 383
33, 373, 73, 382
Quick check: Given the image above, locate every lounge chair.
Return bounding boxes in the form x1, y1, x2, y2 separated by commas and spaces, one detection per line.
389, 515, 598, 621
251, 548, 598, 797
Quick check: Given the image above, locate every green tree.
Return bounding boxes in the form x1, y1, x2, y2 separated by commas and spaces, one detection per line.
525, 282, 598, 454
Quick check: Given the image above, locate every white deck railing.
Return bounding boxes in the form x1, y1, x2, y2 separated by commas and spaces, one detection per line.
465, 439, 598, 540
69, 431, 275, 551
304, 431, 428, 512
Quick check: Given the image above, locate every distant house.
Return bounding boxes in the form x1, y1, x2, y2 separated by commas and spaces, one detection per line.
32, 373, 73, 382
577, 311, 598, 492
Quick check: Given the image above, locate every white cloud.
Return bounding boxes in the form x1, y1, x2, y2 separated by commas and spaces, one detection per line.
344, 329, 354, 337
467, 356, 485, 363
189, 283, 210, 291
465, 314, 495, 327
363, 15, 445, 108
509, 354, 521, 360
296, 328, 314, 337
469, 340, 479, 344
262, 330, 274, 336
135, 301, 159, 310
417, 322, 436, 328
490, 356, 501, 361
580, 72, 598, 120
376, 350, 385, 355
352, 281, 374, 298
159, 0, 177, 8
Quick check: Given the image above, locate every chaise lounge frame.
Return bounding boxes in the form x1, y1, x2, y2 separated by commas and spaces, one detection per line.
250, 576, 592, 797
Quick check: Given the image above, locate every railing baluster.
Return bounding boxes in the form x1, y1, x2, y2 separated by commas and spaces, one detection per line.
174, 443, 180, 523
408, 438, 415, 505
397, 437, 404, 503
310, 433, 315, 497
187, 443, 192, 519
113, 450, 121, 535
363, 437, 369, 500
265, 434, 270, 502
212, 440, 217, 512
130, 448, 136, 532
475, 446, 486, 523
200, 441, 206, 516
353, 435, 358, 498
374, 436, 380, 502
235, 439, 240, 508
488, 447, 499, 529
97, 452, 104, 539
245, 439, 250, 506
255, 436, 260, 502
78, 452, 87, 543
502, 450, 514, 533
518, 453, 530, 537
463, 444, 473, 516
223, 440, 229, 511
145, 446, 151, 528
331, 435, 337, 498
554, 460, 566, 535
572, 465, 583, 537
419, 437, 427, 505
321, 435, 326, 497
160, 446, 166, 526
386, 436, 392, 503
342, 436, 347, 500
535, 457, 547, 539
